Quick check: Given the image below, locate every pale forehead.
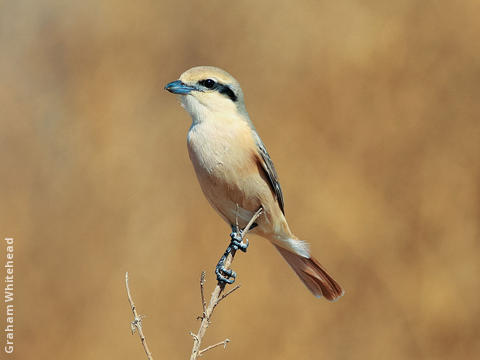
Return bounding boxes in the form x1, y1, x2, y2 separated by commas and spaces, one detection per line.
179, 66, 238, 85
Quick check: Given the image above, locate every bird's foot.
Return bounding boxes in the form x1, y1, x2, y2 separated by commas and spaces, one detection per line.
230, 226, 249, 252
215, 225, 251, 284
215, 260, 237, 284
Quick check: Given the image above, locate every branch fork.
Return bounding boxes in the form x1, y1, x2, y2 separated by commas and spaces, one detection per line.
125, 207, 263, 360
189, 207, 263, 360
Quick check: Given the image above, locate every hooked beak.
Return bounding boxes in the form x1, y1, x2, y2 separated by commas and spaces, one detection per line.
164, 80, 196, 95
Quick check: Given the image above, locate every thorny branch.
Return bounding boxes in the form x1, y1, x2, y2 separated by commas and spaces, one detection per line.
125, 207, 263, 360
125, 272, 154, 360
189, 207, 263, 360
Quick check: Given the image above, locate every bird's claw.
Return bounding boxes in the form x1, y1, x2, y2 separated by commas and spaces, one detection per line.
215, 264, 236, 284
214, 226, 249, 284
230, 230, 248, 252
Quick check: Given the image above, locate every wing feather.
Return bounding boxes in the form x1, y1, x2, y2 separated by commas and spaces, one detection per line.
255, 137, 285, 214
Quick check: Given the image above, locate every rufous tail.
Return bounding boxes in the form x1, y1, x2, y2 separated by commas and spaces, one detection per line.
274, 244, 344, 301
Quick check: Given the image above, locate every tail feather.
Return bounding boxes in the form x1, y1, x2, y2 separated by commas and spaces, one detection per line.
274, 244, 344, 301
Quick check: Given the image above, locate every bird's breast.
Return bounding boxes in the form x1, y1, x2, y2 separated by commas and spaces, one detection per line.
186, 116, 285, 234
187, 118, 256, 180
186, 117, 265, 224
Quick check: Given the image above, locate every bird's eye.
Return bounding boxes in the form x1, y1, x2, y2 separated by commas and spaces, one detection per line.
201, 79, 216, 89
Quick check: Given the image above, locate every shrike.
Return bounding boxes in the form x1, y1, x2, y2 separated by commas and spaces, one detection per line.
165, 66, 344, 301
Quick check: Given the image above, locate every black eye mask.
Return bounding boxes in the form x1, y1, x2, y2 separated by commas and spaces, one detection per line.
198, 79, 238, 102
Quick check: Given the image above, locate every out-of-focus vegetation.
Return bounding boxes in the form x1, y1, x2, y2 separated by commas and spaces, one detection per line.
1, 1, 479, 359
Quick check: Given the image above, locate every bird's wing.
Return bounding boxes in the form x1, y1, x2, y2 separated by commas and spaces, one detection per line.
254, 137, 285, 214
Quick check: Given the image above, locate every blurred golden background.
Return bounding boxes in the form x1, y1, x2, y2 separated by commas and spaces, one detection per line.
1, 0, 479, 359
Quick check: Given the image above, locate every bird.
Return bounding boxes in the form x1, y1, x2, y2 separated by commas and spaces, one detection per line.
165, 66, 344, 301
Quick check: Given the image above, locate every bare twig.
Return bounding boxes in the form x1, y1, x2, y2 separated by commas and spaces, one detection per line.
200, 272, 207, 318
241, 208, 263, 238
189, 207, 263, 360
125, 272, 154, 360
199, 338, 230, 356
217, 284, 241, 304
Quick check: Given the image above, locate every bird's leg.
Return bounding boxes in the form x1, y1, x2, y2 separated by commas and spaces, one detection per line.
215, 245, 237, 284
215, 224, 252, 284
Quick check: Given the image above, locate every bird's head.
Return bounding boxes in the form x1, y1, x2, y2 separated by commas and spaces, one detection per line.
165, 66, 246, 120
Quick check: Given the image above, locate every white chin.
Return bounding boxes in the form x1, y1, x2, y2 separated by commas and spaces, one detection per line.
180, 95, 207, 120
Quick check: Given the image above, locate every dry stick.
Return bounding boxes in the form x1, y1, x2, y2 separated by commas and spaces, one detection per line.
125, 272, 154, 360
198, 339, 230, 356
200, 271, 207, 318
189, 207, 263, 360
217, 284, 240, 305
